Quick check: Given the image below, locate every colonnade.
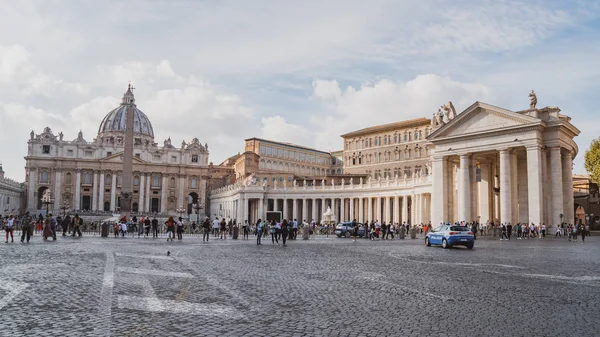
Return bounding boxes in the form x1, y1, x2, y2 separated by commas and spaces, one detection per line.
213, 193, 432, 225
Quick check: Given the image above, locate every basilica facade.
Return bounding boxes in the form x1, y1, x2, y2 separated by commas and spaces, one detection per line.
25, 86, 232, 216
210, 97, 580, 228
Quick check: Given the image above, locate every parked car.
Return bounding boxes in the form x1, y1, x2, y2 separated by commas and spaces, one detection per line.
425, 225, 474, 249
335, 222, 365, 238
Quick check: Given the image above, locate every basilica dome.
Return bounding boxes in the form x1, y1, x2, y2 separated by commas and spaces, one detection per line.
97, 86, 155, 139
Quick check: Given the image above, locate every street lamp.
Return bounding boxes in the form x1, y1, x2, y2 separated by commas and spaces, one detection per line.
193, 201, 204, 222
559, 213, 564, 226
176, 206, 186, 219
41, 192, 55, 216
60, 203, 69, 218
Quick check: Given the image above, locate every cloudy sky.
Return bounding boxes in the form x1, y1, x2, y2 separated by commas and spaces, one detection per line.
1, 0, 599, 180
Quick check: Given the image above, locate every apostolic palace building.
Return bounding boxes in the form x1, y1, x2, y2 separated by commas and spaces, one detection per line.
24, 88, 580, 229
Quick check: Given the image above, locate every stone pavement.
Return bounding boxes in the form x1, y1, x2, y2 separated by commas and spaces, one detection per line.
0, 233, 599, 336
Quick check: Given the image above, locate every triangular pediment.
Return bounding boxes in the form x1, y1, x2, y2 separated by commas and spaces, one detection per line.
428, 102, 542, 140
101, 152, 147, 164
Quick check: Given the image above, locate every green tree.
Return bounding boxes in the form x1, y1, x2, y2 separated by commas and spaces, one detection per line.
584, 137, 600, 183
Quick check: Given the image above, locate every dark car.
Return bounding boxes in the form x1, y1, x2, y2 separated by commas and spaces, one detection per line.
335, 222, 365, 238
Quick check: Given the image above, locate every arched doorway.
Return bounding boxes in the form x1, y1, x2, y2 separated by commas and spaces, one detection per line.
132, 202, 139, 213
37, 186, 49, 210
104, 202, 111, 212
188, 192, 199, 214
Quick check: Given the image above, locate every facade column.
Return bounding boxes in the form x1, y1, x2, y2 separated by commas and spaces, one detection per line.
499, 149, 512, 224
27, 169, 37, 211
91, 171, 98, 211
517, 157, 529, 223
98, 171, 105, 211
138, 174, 145, 213
431, 157, 448, 226
74, 170, 81, 211
349, 198, 354, 221
367, 198, 372, 222
160, 176, 167, 213
562, 151, 574, 224
384, 196, 390, 223
54, 170, 62, 212
410, 194, 416, 224
258, 197, 264, 223
144, 174, 151, 213
179, 175, 185, 210
274, 198, 280, 212
283, 198, 288, 220
393, 196, 399, 224
311, 199, 317, 222
242, 196, 248, 222
373, 197, 379, 222
110, 172, 117, 212
526, 146, 543, 226
458, 154, 471, 223
402, 195, 408, 224
510, 151, 519, 225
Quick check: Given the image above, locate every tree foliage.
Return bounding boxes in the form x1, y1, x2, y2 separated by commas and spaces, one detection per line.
584, 137, 600, 183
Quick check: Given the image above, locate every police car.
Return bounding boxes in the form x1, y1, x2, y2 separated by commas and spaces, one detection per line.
425, 225, 474, 249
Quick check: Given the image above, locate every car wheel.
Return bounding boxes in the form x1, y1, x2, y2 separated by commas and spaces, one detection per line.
425, 237, 431, 246
442, 238, 449, 249
466, 244, 474, 250
345, 231, 351, 238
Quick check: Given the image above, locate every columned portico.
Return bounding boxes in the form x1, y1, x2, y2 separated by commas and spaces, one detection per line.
458, 154, 471, 223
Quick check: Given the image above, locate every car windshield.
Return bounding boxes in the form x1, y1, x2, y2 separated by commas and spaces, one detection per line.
449, 226, 470, 231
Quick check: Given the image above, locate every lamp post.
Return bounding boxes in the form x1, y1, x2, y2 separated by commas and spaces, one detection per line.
60, 203, 69, 218
193, 201, 204, 222
559, 213, 564, 227
323, 206, 334, 238
41, 192, 55, 217
176, 206, 186, 219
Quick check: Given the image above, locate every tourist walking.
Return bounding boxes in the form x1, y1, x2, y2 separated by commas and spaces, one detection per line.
62, 214, 71, 236
580, 224, 586, 243
500, 223, 508, 240
165, 216, 175, 241
212, 217, 220, 237
5, 214, 15, 243
151, 217, 159, 238
71, 214, 82, 237
256, 219, 263, 245
242, 220, 249, 240
270, 220, 280, 245
555, 225, 562, 238
219, 218, 227, 239
176, 217, 184, 241
144, 217, 151, 237
281, 219, 289, 246
43, 214, 55, 241
20, 212, 33, 243
202, 217, 211, 242
506, 223, 512, 240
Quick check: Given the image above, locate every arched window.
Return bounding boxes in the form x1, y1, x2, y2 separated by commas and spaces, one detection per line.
152, 175, 159, 187
170, 177, 176, 188
84, 172, 92, 185
105, 174, 112, 185
133, 176, 140, 186
66, 172, 72, 185
40, 170, 49, 183
191, 177, 198, 189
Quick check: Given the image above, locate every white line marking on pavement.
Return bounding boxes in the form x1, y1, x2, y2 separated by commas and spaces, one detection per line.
117, 267, 193, 278
94, 252, 115, 337
115, 253, 173, 260
117, 295, 244, 318
359, 272, 453, 301
388, 251, 524, 269
0, 281, 29, 310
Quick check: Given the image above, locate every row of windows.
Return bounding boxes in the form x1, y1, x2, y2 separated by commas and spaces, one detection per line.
346, 147, 430, 166
38, 171, 200, 189
345, 129, 431, 151
40, 146, 200, 163
259, 145, 331, 165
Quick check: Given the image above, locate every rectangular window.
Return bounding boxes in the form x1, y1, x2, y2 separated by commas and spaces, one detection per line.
85, 151, 93, 157
42, 145, 50, 154
107, 152, 112, 156
135, 153, 141, 159
67, 150, 74, 156
171, 156, 177, 163
153, 155, 161, 161
191, 155, 198, 163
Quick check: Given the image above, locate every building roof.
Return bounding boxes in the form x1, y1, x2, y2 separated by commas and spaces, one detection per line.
340, 117, 431, 138
244, 137, 332, 156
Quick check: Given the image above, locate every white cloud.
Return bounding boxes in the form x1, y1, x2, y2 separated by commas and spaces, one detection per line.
259, 116, 313, 147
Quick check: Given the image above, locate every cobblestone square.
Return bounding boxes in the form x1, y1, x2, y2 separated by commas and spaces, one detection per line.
0, 234, 599, 336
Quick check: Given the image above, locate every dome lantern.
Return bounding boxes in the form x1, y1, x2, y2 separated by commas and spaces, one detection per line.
97, 86, 154, 142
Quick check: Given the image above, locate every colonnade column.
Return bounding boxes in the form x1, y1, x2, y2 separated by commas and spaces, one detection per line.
527, 146, 543, 225
550, 147, 563, 227
358, 198, 364, 222
292, 199, 298, 220
478, 163, 490, 223
458, 154, 471, 223
144, 174, 150, 213
499, 149, 512, 224
431, 157, 448, 226
302, 198, 307, 221
367, 198, 373, 222
384, 197, 390, 223
402, 196, 408, 224
349, 198, 354, 221
258, 197, 264, 223
562, 151, 574, 224
311, 199, 317, 222
283, 198, 288, 220
375, 197, 380, 222
98, 171, 105, 211
393, 196, 399, 224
